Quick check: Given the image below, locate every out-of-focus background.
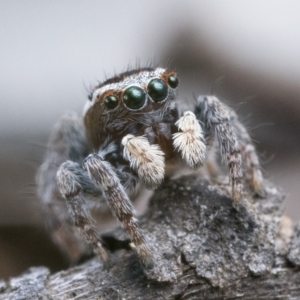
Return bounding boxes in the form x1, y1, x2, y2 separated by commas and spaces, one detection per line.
1, 1, 299, 280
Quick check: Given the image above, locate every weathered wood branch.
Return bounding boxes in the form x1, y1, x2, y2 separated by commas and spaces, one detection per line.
1, 176, 300, 300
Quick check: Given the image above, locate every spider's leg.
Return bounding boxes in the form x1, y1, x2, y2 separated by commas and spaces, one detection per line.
204, 138, 219, 177
229, 110, 264, 195
172, 111, 206, 168
36, 112, 92, 261
83, 154, 151, 262
57, 161, 109, 261
195, 96, 243, 204
121, 134, 165, 189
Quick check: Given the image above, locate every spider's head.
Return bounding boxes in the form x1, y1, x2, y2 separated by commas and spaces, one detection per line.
85, 67, 178, 113
84, 67, 179, 148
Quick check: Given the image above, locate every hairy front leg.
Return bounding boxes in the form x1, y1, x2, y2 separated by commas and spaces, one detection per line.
57, 161, 109, 261
57, 157, 151, 262
83, 154, 151, 262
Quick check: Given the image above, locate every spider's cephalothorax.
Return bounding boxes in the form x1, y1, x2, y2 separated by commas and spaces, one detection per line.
85, 68, 178, 151
37, 67, 264, 263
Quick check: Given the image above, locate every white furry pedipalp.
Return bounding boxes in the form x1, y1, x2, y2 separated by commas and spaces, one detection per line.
122, 134, 165, 188
173, 111, 206, 168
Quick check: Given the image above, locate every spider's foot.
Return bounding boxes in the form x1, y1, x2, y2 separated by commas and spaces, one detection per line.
94, 242, 110, 262
252, 170, 267, 197
232, 179, 243, 206
138, 247, 154, 268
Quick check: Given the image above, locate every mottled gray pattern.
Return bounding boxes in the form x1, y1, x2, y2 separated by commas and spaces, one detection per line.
138, 176, 284, 286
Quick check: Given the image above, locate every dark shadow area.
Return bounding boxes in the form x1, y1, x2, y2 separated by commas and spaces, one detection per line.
0, 226, 67, 280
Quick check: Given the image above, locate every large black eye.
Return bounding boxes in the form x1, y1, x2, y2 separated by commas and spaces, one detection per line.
147, 79, 168, 103
168, 75, 179, 89
104, 95, 119, 109
123, 86, 146, 110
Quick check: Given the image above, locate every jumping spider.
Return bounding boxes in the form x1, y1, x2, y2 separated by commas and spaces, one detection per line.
37, 67, 264, 264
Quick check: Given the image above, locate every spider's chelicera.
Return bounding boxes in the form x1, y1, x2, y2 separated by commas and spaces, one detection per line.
37, 67, 264, 263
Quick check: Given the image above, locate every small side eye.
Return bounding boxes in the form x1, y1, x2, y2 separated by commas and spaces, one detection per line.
123, 86, 146, 110
147, 79, 168, 103
168, 75, 179, 89
104, 95, 119, 109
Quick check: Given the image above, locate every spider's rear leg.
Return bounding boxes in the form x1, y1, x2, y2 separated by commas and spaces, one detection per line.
195, 96, 243, 205
243, 144, 264, 194
83, 154, 151, 262
172, 111, 206, 168
37, 112, 92, 262
231, 113, 264, 196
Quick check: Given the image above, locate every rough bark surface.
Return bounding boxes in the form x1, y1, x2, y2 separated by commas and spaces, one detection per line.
1, 175, 300, 300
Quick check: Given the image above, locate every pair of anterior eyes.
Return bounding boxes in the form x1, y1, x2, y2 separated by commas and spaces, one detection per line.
104, 75, 178, 110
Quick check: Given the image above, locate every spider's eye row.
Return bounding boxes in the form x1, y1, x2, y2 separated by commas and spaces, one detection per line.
104, 95, 119, 109
123, 86, 146, 110
168, 74, 179, 89
104, 73, 178, 111
147, 79, 168, 103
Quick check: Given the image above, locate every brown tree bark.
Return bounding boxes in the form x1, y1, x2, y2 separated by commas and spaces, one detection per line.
1, 175, 299, 300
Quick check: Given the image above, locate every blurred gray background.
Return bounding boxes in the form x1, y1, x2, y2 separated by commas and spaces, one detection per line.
1, 1, 300, 279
